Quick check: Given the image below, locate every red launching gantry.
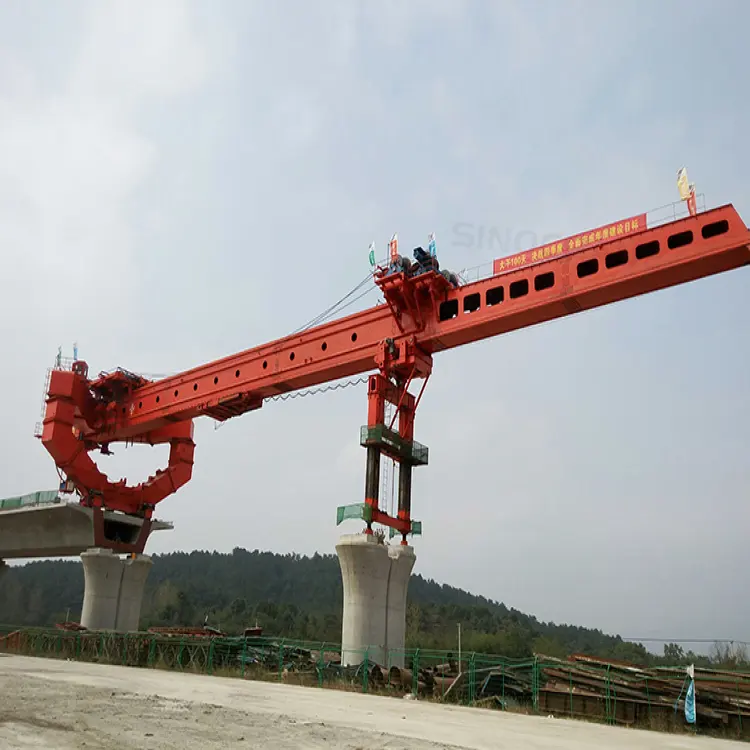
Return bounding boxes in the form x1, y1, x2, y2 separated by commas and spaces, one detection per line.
38, 194, 750, 553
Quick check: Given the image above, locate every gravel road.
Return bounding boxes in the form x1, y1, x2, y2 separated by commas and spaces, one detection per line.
0, 654, 740, 749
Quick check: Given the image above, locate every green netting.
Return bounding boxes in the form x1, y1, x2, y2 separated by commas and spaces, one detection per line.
336, 503, 373, 526
0, 490, 59, 511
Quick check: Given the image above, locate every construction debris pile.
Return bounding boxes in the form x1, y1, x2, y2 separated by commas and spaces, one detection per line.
535, 654, 750, 729
236, 643, 750, 732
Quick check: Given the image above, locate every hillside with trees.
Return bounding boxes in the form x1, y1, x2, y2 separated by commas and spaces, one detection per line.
0, 547, 740, 668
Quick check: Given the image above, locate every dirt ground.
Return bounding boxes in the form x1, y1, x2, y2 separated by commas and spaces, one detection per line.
0, 654, 742, 749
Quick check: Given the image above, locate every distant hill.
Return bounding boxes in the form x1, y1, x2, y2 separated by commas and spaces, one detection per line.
0, 547, 650, 661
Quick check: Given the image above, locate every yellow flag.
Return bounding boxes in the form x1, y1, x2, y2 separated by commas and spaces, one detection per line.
677, 167, 691, 201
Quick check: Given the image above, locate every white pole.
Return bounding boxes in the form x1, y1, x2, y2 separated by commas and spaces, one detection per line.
458, 622, 462, 673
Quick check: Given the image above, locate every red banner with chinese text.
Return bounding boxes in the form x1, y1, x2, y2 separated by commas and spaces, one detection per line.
492, 213, 648, 275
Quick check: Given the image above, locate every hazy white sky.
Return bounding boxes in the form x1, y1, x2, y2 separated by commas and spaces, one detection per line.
1, 0, 749, 647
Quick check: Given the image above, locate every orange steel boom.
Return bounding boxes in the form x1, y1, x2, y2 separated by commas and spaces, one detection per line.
40, 203, 750, 550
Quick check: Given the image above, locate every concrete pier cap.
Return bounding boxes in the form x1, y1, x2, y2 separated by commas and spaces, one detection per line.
336, 532, 416, 668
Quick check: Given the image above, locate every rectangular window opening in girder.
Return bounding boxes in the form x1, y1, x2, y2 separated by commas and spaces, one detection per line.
577, 258, 599, 278
534, 271, 555, 291
509, 279, 529, 299
463, 293, 481, 313
486, 286, 504, 306
605, 249, 628, 269
439, 299, 459, 321
702, 219, 729, 239
667, 230, 693, 249
635, 240, 659, 260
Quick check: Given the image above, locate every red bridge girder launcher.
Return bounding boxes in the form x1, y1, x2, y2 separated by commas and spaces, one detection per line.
39, 196, 750, 553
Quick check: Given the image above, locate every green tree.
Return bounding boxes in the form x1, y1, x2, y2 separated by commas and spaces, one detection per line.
533, 636, 568, 659
663, 642, 685, 663
0, 548, 667, 664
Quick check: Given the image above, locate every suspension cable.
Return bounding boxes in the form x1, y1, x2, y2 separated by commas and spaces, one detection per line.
290, 272, 375, 334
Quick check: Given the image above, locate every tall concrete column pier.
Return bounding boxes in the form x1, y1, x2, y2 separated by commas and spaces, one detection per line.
80, 548, 123, 630
0, 559, 8, 582
115, 554, 153, 632
385, 544, 416, 669
337, 534, 391, 666
80, 548, 152, 631
336, 533, 416, 667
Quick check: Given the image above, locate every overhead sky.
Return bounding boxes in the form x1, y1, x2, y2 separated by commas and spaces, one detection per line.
1, 0, 749, 648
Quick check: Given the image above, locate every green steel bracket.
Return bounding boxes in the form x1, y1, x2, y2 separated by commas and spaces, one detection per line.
336, 503, 373, 526
388, 520, 422, 539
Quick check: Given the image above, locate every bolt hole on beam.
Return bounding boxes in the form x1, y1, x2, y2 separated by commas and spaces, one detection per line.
290, 352, 295, 361
156, 396, 160, 403
509, 278, 529, 299
351, 333, 357, 342
235, 369, 240, 378
174, 390, 179, 397
193, 383, 198, 391
263, 361, 268, 369
321, 342, 327, 351
577, 258, 599, 278
439, 299, 458, 321
635, 240, 659, 260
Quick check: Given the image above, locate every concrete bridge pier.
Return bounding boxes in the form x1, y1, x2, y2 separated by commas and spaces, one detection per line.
337, 534, 391, 666
385, 543, 416, 669
115, 554, 153, 632
336, 533, 416, 668
80, 548, 152, 631
0, 559, 7, 582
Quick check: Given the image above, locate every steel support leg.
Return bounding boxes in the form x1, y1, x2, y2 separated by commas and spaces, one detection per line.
364, 445, 381, 534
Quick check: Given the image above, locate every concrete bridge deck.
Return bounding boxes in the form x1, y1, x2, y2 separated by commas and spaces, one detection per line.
0, 501, 171, 559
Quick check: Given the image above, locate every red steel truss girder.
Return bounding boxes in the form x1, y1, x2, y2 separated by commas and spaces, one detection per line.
84, 304, 398, 442
40, 204, 750, 518
83, 203, 749, 445
428, 204, 750, 352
